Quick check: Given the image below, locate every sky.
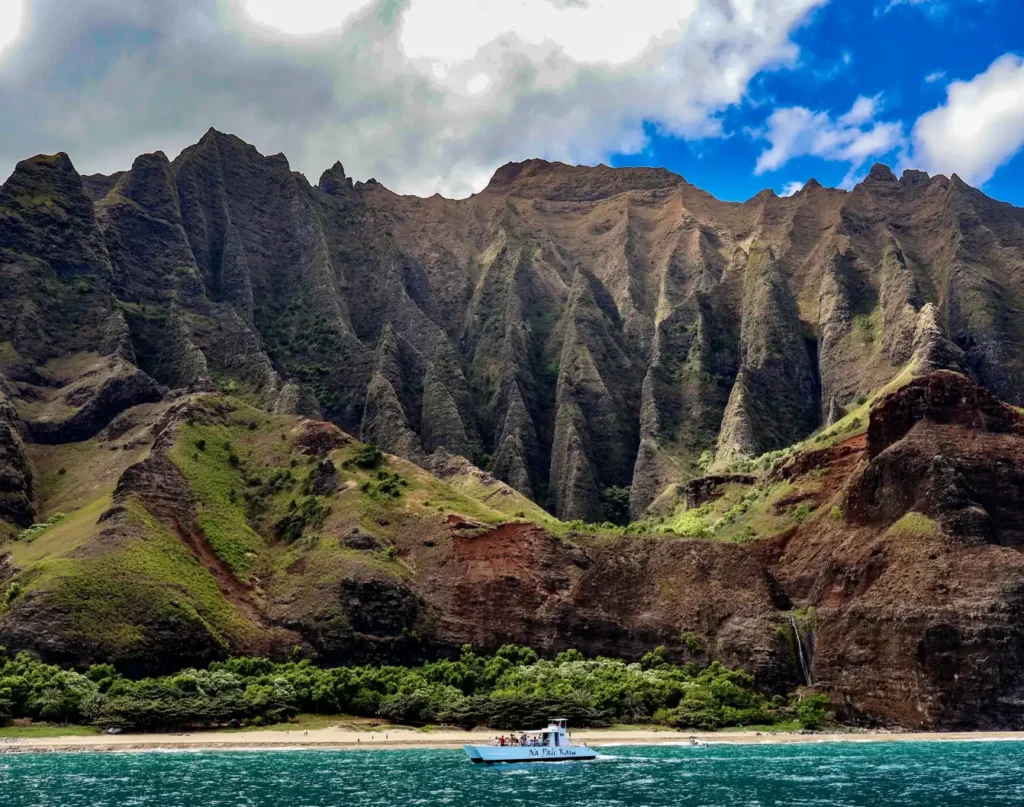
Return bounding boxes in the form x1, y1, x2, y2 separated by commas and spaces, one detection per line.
0, 0, 1022, 204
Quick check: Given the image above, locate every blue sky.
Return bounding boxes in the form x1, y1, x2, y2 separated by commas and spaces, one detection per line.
0, 0, 1022, 204
614, 0, 1024, 204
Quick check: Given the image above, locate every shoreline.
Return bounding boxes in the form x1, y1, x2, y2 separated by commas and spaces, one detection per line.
4, 727, 1024, 754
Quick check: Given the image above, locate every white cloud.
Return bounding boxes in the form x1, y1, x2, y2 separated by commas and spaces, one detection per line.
398, 0, 691, 67
838, 94, 880, 126
754, 95, 904, 177
910, 53, 1024, 185
0, 0, 24, 56
0, 0, 825, 198
241, 0, 374, 35
924, 70, 945, 83
780, 180, 804, 196
878, 0, 947, 16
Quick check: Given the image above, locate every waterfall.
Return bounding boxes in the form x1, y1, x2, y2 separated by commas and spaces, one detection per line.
790, 614, 813, 686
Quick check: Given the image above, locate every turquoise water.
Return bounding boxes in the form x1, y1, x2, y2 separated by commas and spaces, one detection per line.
2, 741, 1022, 806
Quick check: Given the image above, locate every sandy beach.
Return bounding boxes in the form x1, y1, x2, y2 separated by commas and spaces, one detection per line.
3, 726, 1024, 754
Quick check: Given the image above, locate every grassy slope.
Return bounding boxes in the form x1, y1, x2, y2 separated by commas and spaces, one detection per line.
4, 390, 569, 658
2, 399, 256, 654
5, 494, 253, 654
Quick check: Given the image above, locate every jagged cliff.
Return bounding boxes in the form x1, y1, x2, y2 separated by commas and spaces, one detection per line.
358, 158, 1024, 520
5, 134, 1024, 521
5, 134, 1024, 728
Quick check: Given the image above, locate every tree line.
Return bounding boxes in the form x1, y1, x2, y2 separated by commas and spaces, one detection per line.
0, 645, 830, 732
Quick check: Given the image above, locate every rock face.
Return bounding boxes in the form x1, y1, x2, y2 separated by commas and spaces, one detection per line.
549, 269, 640, 521
23, 356, 165, 444
358, 159, 1024, 518
848, 371, 1024, 545
0, 386, 34, 527
0, 153, 114, 363
771, 371, 1024, 728
424, 522, 795, 689
715, 246, 818, 466
6, 136, 1024, 521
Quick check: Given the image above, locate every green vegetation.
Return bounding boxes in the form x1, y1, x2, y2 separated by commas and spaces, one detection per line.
0, 582, 23, 617
679, 632, 704, 654
795, 694, 831, 730
350, 445, 384, 470
359, 470, 408, 499
274, 497, 330, 543
17, 512, 67, 543
887, 511, 939, 538
5, 498, 252, 655
171, 422, 266, 576
600, 486, 631, 526
792, 502, 815, 522
853, 309, 879, 351
0, 645, 831, 733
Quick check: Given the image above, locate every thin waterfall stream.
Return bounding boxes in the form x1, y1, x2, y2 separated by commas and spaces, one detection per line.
791, 614, 813, 686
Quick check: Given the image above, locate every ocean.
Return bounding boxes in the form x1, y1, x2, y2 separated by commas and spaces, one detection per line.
1, 741, 1022, 806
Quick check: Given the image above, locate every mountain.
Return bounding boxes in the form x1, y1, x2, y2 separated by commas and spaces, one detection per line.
9, 134, 1024, 522
3, 132, 1024, 728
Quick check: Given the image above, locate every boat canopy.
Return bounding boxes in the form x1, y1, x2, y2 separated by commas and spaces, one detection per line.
520, 719, 568, 735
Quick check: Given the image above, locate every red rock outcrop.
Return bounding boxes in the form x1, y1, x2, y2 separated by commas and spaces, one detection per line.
772, 372, 1024, 728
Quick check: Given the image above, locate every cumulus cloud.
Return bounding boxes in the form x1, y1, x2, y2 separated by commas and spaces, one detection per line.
780, 180, 804, 196
924, 70, 945, 83
910, 53, 1024, 185
0, 0, 824, 197
753, 94, 904, 183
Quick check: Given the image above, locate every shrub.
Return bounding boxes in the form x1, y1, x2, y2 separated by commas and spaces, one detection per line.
796, 694, 832, 729
18, 513, 67, 543
3, 582, 24, 605
792, 503, 815, 521
600, 486, 632, 526
680, 632, 704, 654
640, 645, 669, 671
352, 445, 384, 469
273, 497, 330, 543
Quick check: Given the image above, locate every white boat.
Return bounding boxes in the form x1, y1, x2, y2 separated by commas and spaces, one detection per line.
463, 719, 597, 764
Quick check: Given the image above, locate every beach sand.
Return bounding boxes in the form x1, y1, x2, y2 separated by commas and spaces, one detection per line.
4, 726, 1024, 754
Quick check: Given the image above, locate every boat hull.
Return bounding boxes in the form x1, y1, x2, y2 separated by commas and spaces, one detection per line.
463, 744, 597, 764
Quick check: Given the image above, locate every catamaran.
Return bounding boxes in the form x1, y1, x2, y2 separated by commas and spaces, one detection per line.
463, 719, 597, 764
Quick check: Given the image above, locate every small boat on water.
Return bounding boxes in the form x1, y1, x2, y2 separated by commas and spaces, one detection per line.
463, 719, 597, 764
